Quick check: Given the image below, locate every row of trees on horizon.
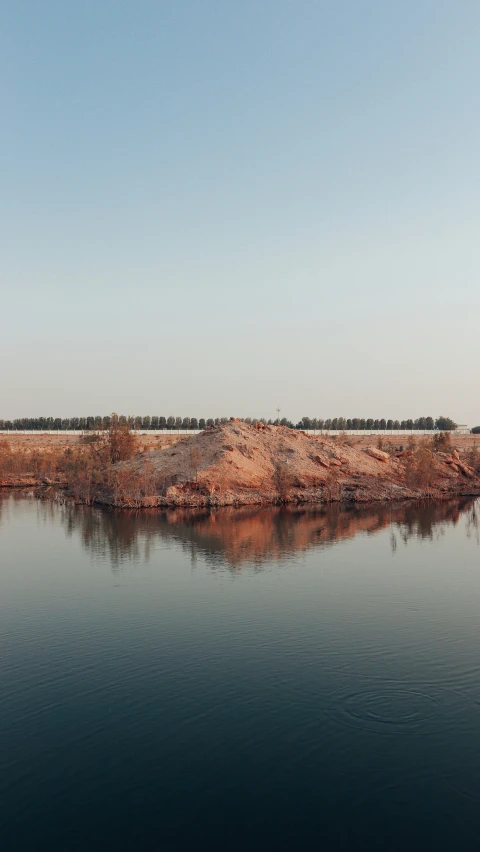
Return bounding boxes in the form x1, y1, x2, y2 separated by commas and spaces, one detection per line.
0, 415, 459, 431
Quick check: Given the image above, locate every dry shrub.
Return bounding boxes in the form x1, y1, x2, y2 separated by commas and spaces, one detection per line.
273, 461, 291, 501
431, 431, 451, 452
58, 414, 141, 503
404, 444, 435, 493
107, 461, 167, 507
0, 439, 61, 479
108, 415, 138, 463
383, 440, 397, 457
467, 443, 480, 471
323, 470, 341, 502
187, 448, 202, 483
81, 414, 138, 465
59, 415, 140, 503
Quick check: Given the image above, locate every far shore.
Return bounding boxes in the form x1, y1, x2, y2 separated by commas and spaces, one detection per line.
1, 422, 480, 509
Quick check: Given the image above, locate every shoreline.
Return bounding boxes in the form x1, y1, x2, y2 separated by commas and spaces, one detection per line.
2, 481, 480, 510
2, 421, 480, 509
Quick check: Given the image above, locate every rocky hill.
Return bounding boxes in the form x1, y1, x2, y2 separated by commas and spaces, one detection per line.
108, 420, 480, 507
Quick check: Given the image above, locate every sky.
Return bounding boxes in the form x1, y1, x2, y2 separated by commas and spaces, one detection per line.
1, 0, 479, 424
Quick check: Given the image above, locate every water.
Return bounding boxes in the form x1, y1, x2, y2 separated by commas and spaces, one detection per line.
1, 495, 480, 851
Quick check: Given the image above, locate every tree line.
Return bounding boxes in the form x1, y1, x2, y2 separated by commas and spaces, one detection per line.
0, 414, 459, 431
294, 415, 458, 431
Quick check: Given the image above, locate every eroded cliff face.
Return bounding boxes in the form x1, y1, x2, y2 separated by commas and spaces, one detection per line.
102, 420, 480, 508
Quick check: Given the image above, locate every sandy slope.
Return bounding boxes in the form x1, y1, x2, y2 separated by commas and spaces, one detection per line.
115, 420, 480, 507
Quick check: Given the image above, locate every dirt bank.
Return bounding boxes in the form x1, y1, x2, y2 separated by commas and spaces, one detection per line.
2, 422, 480, 506
98, 420, 480, 507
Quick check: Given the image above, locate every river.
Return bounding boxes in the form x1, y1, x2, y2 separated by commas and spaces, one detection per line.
1, 494, 479, 850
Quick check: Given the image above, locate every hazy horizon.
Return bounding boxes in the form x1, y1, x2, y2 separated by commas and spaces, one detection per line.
2, 1, 479, 423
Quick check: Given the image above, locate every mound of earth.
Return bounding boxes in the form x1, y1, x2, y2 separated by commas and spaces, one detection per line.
107, 420, 480, 507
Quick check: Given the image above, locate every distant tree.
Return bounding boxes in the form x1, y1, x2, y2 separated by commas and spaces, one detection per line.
190, 417, 199, 429
206, 418, 214, 427
199, 418, 206, 429
471, 426, 480, 434
435, 416, 457, 431
3, 412, 460, 435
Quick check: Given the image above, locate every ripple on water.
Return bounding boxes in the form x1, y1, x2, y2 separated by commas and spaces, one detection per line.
326, 686, 439, 734
325, 681, 473, 736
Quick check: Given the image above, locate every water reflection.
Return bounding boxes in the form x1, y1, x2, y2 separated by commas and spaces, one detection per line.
4, 494, 475, 570
2, 493, 480, 850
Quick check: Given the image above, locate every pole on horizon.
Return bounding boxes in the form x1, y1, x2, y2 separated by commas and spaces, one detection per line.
276, 406, 281, 425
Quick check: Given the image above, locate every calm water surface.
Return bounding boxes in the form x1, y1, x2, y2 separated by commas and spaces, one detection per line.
1, 495, 480, 851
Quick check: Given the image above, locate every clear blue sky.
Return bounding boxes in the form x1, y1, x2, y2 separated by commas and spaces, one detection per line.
2, 1, 479, 423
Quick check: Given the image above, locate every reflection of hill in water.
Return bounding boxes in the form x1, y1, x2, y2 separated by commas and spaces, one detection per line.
47, 497, 479, 571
